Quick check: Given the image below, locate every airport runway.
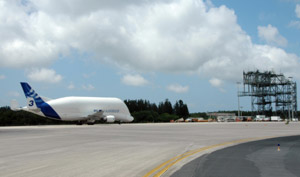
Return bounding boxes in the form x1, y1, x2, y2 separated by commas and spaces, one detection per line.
171, 135, 300, 177
1, 122, 300, 177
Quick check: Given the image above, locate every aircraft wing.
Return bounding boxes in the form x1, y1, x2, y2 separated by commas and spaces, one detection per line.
87, 110, 104, 120
87, 110, 116, 123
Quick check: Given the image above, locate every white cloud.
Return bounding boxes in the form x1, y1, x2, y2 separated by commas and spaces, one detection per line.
68, 82, 75, 89
83, 72, 96, 78
209, 78, 226, 92
0, 75, 5, 80
289, 4, 300, 29
121, 74, 149, 86
296, 4, 300, 18
82, 84, 95, 91
167, 84, 189, 93
27, 68, 62, 83
209, 78, 223, 87
8, 91, 20, 97
289, 20, 300, 29
258, 24, 287, 47
1, 0, 300, 84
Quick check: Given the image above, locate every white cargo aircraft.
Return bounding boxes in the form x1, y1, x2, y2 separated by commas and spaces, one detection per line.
11, 82, 134, 125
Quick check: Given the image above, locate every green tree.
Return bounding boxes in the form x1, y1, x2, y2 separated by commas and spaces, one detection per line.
131, 111, 159, 123
157, 113, 179, 122
158, 99, 173, 114
0, 106, 67, 126
174, 100, 189, 118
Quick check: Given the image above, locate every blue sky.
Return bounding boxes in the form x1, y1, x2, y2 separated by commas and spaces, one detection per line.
1, 0, 300, 113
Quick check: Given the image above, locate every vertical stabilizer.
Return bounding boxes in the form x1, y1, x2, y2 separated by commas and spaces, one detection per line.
20, 82, 45, 110
20, 82, 60, 119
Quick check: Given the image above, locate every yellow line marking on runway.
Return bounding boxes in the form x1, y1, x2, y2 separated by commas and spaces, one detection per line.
143, 136, 274, 177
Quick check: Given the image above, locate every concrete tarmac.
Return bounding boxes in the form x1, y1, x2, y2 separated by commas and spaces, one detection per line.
1, 122, 300, 177
171, 135, 300, 177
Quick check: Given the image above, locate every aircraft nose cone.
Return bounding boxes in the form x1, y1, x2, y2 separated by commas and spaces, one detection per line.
128, 116, 134, 122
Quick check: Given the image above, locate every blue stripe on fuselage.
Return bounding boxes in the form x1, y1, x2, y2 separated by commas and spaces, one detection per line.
40, 103, 61, 120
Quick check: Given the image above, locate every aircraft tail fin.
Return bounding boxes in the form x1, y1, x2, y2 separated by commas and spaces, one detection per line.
20, 82, 45, 110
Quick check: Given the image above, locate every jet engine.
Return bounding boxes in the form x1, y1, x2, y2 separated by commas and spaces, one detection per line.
103, 115, 115, 123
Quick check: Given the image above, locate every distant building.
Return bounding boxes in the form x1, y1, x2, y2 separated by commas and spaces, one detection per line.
207, 113, 236, 117
207, 113, 236, 122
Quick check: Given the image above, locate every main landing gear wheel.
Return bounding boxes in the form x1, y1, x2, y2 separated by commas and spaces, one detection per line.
76, 121, 83, 125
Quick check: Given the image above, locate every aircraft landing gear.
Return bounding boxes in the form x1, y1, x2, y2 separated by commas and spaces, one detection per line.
87, 119, 95, 125
76, 121, 83, 125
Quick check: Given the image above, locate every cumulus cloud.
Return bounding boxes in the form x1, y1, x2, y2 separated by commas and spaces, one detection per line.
289, 20, 300, 29
0, 75, 5, 80
209, 78, 226, 92
8, 91, 20, 97
83, 72, 96, 79
290, 4, 300, 29
209, 78, 223, 87
167, 84, 189, 93
1, 0, 300, 84
68, 82, 75, 89
27, 68, 62, 83
296, 4, 300, 18
82, 84, 95, 91
258, 25, 287, 47
121, 74, 149, 86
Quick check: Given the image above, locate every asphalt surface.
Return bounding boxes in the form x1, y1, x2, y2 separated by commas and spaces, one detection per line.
1, 122, 300, 177
171, 135, 300, 177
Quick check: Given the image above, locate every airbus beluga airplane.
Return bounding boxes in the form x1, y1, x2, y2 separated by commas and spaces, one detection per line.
11, 82, 134, 125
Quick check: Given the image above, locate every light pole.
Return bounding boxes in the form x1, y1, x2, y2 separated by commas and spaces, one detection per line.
240, 106, 243, 118
237, 82, 241, 118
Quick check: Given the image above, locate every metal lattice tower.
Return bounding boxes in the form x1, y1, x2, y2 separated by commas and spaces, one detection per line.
239, 70, 297, 118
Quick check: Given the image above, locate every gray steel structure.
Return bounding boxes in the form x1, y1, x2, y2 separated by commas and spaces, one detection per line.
239, 70, 297, 118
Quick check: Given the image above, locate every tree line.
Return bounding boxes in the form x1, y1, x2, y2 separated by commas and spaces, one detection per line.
124, 99, 189, 123
1, 102, 296, 126
0, 106, 74, 126
0, 99, 189, 125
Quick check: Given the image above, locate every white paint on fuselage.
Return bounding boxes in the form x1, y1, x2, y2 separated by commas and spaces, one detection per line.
47, 97, 133, 122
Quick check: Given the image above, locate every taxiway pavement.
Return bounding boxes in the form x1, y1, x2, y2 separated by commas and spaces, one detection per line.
171, 135, 300, 177
1, 122, 300, 177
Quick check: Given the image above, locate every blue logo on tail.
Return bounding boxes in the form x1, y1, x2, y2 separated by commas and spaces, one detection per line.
21, 82, 45, 108
20, 82, 61, 120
